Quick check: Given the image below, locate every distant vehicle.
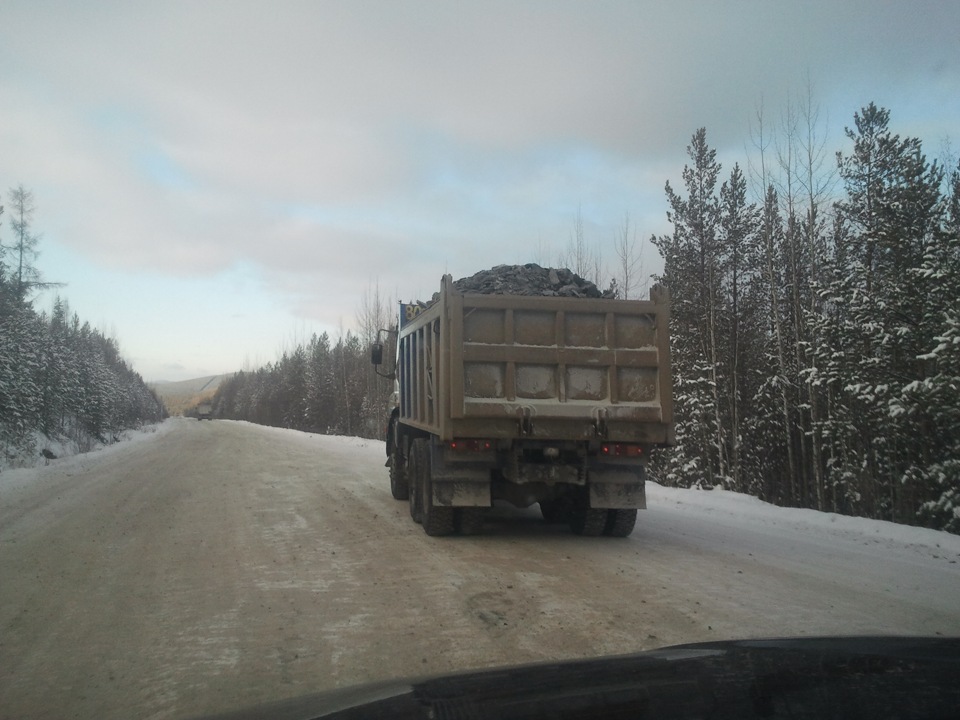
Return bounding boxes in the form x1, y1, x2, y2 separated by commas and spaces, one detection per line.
371, 272, 674, 537
197, 403, 213, 420
199, 636, 960, 719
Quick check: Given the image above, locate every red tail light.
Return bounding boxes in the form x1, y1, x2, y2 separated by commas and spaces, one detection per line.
449, 439, 493, 453
600, 443, 644, 458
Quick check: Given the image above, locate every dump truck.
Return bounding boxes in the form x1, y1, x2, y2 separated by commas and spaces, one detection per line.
371, 271, 674, 537
197, 403, 213, 420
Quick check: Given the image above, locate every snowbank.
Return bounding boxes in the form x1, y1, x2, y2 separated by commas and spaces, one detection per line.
0, 420, 175, 490
648, 480, 960, 561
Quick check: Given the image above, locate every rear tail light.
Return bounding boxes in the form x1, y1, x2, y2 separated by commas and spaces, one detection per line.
449, 439, 493, 453
600, 443, 644, 458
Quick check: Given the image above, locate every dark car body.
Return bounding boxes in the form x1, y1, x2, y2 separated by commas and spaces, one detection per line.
199, 636, 960, 720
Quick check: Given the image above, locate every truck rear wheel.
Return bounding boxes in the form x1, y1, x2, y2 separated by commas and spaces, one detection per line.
388, 415, 408, 500
418, 440, 455, 536
569, 506, 607, 536
539, 499, 569, 524
408, 439, 424, 524
456, 508, 484, 536
389, 457, 409, 501
603, 508, 637, 537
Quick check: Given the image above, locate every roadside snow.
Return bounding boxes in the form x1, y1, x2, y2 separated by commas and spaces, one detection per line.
3, 418, 958, 720
7, 418, 958, 566
650, 481, 960, 560
0, 421, 175, 492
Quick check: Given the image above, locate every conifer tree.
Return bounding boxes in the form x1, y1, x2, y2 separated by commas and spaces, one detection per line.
652, 128, 725, 487
832, 103, 946, 519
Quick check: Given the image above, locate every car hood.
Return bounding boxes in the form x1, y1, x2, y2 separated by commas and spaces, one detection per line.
198, 636, 960, 720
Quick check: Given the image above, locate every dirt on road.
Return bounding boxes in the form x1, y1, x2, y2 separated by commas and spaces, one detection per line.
2, 418, 959, 719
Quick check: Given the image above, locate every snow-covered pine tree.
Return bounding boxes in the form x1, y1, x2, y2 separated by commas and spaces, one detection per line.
652, 128, 727, 488
717, 164, 762, 494
894, 160, 960, 531
305, 332, 336, 432
832, 104, 947, 521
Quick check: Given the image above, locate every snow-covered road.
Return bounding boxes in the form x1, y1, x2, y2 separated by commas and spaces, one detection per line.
2, 418, 958, 719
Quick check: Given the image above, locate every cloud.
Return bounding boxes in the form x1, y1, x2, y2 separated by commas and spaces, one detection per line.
3, 1, 959, 377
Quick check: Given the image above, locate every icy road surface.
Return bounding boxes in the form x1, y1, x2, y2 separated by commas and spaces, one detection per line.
2, 418, 959, 719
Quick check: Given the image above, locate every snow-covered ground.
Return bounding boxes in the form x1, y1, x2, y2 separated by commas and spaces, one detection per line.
5, 418, 958, 628
0, 420, 175, 473
650, 475, 960, 581
2, 418, 959, 720
10, 418, 956, 558
239, 421, 960, 609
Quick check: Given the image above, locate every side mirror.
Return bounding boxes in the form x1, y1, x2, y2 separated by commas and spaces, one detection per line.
370, 343, 383, 366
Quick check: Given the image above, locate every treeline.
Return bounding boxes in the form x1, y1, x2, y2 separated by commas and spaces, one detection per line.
0, 186, 167, 467
200, 102, 959, 535
652, 103, 960, 533
209, 289, 394, 439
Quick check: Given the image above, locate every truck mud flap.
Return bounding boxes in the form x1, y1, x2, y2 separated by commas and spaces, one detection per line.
430, 446, 492, 507
588, 464, 646, 509
590, 482, 646, 509
432, 480, 491, 507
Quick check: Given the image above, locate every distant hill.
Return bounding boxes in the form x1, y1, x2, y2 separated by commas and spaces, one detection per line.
150, 374, 233, 416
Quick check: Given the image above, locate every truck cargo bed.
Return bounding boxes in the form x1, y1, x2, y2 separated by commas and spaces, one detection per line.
398, 275, 673, 445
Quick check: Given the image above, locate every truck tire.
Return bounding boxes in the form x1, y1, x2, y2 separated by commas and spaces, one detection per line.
389, 457, 409, 501
387, 414, 408, 500
603, 508, 637, 537
569, 506, 607, 536
456, 508, 484, 536
539, 499, 568, 524
408, 439, 424, 524
418, 441, 455, 536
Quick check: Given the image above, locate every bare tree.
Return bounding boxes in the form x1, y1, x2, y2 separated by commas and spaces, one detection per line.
750, 101, 798, 503
358, 280, 392, 344
357, 280, 396, 438
0, 195, 5, 285
532, 236, 552, 267
591, 241, 604, 289
614, 212, 645, 299
796, 77, 835, 510
560, 204, 591, 277
3, 185, 62, 302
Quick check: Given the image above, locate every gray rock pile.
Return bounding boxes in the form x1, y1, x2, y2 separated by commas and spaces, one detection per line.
452, 264, 613, 298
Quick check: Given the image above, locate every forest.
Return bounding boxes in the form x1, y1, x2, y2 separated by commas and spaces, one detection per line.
4, 100, 958, 534
210, 330, 392, 440
653, 103, 960, 533
209, 282, 395, 443
210, 102, 960, 534
0, 186, 167, 468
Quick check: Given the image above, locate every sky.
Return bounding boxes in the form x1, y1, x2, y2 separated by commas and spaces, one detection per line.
2, 1, 958, 382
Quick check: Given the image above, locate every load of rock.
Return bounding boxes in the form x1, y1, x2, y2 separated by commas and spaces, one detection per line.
451, 263, 613, 298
